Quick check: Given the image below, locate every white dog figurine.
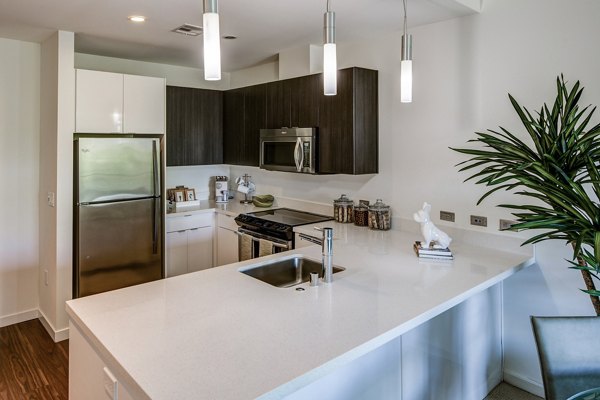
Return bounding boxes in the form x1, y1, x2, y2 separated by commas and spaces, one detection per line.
413, 202, 452, 249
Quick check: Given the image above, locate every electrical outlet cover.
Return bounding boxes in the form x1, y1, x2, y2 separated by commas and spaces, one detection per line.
470, 215, 488, 227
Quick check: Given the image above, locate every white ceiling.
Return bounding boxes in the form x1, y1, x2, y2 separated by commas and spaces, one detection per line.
0, 0, 478, 72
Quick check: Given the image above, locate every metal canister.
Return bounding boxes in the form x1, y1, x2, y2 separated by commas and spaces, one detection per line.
368, 199, 391, 230
333, 194, 354, 223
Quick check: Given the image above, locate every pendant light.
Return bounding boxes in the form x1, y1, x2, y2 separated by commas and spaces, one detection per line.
401, 0, 412, 103
203, 0, 221, 81
323, 0, 337, 96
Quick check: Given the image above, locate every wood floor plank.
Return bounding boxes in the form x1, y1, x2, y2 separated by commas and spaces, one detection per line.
0, 320, 68, 400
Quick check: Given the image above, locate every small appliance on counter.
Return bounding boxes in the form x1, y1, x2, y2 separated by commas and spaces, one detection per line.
214, 176, 229, 203
236, 174, 255, 204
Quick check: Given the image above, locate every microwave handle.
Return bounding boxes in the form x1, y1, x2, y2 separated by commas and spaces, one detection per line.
294, 138, 302, 172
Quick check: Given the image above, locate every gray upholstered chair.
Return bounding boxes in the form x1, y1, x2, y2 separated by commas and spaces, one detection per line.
530, 316, 600, 400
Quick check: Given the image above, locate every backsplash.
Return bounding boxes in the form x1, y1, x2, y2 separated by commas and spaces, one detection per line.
166, 165, 230, 200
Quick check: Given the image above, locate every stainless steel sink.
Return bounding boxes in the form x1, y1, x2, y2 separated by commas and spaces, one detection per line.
239, 256, 345, 287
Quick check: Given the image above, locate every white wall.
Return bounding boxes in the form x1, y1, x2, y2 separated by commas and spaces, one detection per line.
0, 38, 40, 326
39, 31, 75, 341
229, 61, 278, 89
75, 53, 231, 90
230, 0, 600, 394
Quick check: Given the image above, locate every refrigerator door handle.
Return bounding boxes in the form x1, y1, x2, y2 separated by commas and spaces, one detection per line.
152, 139, 160, 197
152, 197, 159, 254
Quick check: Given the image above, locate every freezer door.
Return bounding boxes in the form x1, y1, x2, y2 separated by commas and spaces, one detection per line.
76, 137, 161, 203
75, 198, 163, 298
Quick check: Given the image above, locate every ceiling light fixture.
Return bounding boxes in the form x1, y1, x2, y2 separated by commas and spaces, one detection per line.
203, 0, 221, 81
401, 0, 412, 103
128, 15, 146, 23
323, 0, 337, 96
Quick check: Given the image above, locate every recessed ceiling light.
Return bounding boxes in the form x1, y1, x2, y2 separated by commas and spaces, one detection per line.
128, 15, 146, 23
223, 35, 237, 40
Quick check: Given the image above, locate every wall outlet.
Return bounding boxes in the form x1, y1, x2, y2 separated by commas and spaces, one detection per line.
44, 269, 48, 286
440, 210, 455, 222
499, 219, 518, 231
470, 215, 487, 227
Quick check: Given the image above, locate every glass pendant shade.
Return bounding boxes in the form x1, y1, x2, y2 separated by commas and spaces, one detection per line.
203, 12, 221, 81
323, 43, 337, 96
401, 59, 412, 103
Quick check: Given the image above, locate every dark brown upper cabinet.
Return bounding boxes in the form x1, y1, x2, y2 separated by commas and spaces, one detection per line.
167, 67, 377, 174
264, 75, 320, 129
166, 86, 223, 166
265, 80, 291, 128
290, 74, 320, 128
223, 84, 266, 167
242, 84, 267, 166
222, 88, 245, 165
318, 67, 378, 175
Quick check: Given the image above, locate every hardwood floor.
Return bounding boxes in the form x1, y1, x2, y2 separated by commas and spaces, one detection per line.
0, 319, 68, 400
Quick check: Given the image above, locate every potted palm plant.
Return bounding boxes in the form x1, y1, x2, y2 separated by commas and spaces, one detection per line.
451, 76, 600, 316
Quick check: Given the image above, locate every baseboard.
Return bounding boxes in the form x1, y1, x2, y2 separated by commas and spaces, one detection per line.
38, 309, 70, 342
0, 309, 39, 328
504, 369, 544, 397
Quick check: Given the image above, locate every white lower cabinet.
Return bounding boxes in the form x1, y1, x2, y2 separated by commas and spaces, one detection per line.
69, 321, 137, 400
187, 227, 213, 272
166, 213, 213, 277
216, 213, 239, 266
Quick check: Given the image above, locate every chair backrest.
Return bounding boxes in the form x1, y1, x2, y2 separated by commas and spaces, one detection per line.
530, 316, 600, 400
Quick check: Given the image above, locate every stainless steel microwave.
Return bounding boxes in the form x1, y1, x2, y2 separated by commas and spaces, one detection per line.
259, 128, 317, 174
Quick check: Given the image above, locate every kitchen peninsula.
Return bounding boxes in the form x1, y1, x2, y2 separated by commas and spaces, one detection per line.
66, 212, 533, 400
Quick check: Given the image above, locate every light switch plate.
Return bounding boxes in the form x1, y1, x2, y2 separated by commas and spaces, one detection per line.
47, 192, 55, 207
499, 219, 518, 231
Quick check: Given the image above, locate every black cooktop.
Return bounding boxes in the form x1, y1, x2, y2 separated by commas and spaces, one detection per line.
235, 208, 333, 241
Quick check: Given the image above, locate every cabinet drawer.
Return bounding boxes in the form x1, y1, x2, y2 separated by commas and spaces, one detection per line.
217, 213, 239, 231
167, 213, 213, 232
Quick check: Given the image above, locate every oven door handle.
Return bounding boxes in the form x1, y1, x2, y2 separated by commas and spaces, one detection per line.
294, 138, 302, 172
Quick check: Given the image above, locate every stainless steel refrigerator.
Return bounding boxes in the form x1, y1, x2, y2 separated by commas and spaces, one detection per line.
74, 135, 164, 298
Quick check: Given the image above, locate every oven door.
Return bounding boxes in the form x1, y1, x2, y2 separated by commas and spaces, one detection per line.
260, 136, 316, 173
237, 228, 292, 261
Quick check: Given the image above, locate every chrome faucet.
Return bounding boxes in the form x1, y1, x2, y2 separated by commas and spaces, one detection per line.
322, 227, 333, 283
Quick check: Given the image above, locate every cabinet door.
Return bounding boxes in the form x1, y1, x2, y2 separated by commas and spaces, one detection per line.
242, 84, 266, 166
166, 231, 188, 277
76, 69, 123, 133
265, 80, 291, 129
123, 74, 165, 134
223, 88, 245, 165
217, 227, 239, 266
318, 67, 378, 174
290, 75, 320, 128
166, 86, 223, 166
318, 68, 354, 174
187, 226, 213, 272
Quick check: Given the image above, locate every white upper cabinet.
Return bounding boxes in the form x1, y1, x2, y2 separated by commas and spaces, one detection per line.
123, 74, 165, 134
76, 69, 123, 133
75, 69, 165, 134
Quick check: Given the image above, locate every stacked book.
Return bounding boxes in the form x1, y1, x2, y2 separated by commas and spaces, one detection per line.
413, 241, 454, 260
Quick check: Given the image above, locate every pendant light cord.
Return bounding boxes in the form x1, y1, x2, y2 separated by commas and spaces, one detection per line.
327, 0, 331, 12
402, 0, 408, 36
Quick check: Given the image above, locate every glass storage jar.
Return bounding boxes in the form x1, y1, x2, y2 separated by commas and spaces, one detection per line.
333, 194, 354, 223
353, 201, 369, 227
368, 199, 391, 230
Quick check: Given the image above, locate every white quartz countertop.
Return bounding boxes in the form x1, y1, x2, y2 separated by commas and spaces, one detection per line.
166, 199, 277, 217
66, 224, 533, 400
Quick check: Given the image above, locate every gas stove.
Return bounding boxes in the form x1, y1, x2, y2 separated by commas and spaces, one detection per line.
235, 208, 333, 242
